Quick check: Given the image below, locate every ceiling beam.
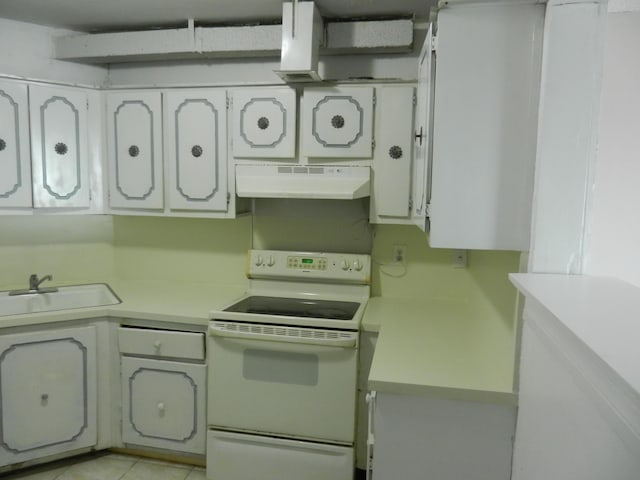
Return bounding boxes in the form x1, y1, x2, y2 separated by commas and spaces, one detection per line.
54, 19, 414, 64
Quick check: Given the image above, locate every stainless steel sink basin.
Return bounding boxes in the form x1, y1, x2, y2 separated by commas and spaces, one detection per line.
0, 283, 121, 316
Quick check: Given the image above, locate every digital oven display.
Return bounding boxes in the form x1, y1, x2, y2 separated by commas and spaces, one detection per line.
301, 258, 313, 264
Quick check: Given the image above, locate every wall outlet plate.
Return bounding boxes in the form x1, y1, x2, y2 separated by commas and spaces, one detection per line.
452, 249, 467, 268
393, 244, 407, 264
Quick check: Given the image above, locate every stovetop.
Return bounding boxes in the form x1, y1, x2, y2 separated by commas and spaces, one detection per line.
223, 296, 360, 321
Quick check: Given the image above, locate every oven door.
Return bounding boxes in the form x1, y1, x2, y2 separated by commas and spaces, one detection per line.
208, 321, 358, 444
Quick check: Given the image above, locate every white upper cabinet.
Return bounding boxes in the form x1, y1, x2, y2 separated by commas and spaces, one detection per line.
165, 89, 228, 212
0, 80, 32, 208
107, 91, 164, 210
411, 24, 435, 231
232, 87, 296, 159
302, 87, 374, 158
427, 4, 544, 250
29, 85, 90, 208
370, 86, 415, 222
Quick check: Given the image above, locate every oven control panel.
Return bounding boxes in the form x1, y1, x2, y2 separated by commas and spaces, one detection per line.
247, 249, 371, 284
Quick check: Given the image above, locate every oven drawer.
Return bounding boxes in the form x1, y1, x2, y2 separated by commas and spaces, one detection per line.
207, 430, 353, 480
118, 327, 205, 360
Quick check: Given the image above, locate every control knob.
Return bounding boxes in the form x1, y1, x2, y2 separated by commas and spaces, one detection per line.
255, 254, 264, 266
341, 259, 349, 271
267, 255, 275, 267
353, 259, 363, 271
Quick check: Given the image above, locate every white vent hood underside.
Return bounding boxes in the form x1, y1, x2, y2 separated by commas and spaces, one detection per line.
236, 165, 370, 200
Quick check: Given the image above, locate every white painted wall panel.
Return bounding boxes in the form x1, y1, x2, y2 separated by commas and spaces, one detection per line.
585, 12, 640, 288
528, 2, 607, 272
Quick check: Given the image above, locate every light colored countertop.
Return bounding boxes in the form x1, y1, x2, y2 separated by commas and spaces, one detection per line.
0, 280, 246, 329
364, 297, 517, 405
510, 273, 640, 399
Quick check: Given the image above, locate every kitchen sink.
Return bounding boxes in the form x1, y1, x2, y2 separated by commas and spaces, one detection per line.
0, 283, 121, 317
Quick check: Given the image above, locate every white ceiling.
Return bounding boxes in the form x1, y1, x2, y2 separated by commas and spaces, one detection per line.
0, 0, 435, 33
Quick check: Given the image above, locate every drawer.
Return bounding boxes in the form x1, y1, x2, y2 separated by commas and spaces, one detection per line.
118, 327, 205, 361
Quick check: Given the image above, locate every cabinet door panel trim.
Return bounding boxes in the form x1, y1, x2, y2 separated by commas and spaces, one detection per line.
0, 89, 23, 199
239, 97, 288, 149
39, 96, 82, 200
127, 367, 199, 443
311, 95, 364, 148
114, 100, 157, 201
174, 98, 220, 202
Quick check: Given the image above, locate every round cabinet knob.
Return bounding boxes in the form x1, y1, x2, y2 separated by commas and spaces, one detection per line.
267, 255, 275, 267
157, 402, 165, 417
341, 259, 349, 271
41, 393, 49, 406
353, 259, 363, 271
255, 255, 264, 266
153, 340, 162, 353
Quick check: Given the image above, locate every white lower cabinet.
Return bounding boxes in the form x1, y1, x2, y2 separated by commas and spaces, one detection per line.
121, 357, 206, 454
0, 326, 97, 467
370, 391, 516, 480
118, 326, 206, 455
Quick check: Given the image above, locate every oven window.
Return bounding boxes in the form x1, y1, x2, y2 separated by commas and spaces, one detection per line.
243, 349, 319, 386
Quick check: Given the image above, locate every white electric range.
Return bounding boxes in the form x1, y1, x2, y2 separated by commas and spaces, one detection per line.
207, 249, 371, 480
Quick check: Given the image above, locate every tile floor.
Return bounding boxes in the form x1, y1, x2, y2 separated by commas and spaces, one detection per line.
2, 452, 206, 480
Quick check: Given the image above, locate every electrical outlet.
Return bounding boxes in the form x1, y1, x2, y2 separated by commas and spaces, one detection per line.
452, 249, 467, 269
393, 245, 407, 264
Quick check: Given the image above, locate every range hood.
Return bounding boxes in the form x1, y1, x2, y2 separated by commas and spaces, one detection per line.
236, 165, 370, 200
275, 1, 323, 82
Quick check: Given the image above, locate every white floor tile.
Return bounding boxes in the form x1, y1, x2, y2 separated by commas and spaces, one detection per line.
184, 468, 206, 480
120, 462, 191, 480
55, 456, 135, 480
2, 465, 69, 480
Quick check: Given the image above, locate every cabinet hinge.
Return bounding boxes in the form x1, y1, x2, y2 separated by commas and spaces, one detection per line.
430, 35, 438, 52
371, 139, 375, 150
226, 96, 230, 110
227, 192, 231, 206
372, 90, 376, 106
408, 197, 413, 210
426, 202, 432, 217
413, 93, 417, 106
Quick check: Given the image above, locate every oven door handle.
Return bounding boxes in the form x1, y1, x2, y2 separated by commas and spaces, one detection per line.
208, 324, 357, 348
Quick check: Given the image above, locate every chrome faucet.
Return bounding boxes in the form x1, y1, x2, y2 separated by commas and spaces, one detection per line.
29, 274, 53, 291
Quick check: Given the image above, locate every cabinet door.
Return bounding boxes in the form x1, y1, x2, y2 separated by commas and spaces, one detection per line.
302, 87, 374, 158
165, 90, 228, 211
411, 25, 435, 231
232, 87, 296, 158
107, 91, 163, 209
0, 80, 32, 208
372, 392, 515, 480
0, 326, 97, 467
429, 4, 543, 250
29, 85, 90, 208
370, 86, 415, 222
121, 356, 206, 455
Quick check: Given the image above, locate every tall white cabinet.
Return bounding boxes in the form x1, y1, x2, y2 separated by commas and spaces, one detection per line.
414, 3, 544, 250
0, 326, 97, 467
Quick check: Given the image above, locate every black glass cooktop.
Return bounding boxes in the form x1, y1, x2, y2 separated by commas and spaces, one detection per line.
224, 296, 360, 321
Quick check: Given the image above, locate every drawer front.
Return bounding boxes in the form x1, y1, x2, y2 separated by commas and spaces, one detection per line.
118, 327, 205, 360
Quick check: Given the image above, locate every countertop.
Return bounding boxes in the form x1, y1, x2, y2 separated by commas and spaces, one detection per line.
1, 282, 518, 405
510, 273, 640, 400
364, 297, 517, 405
0, 280, 246, 329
